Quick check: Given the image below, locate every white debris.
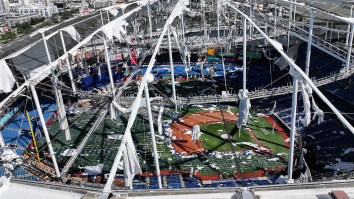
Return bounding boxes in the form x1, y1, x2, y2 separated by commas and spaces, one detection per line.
268, 157, 279, 162
61, 148, 77, 157
344, 148, 354, 155
221, 134, 231, 140
107, 134, 123, 140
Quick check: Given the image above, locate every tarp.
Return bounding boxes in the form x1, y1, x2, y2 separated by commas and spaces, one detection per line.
0, 60, 15, 93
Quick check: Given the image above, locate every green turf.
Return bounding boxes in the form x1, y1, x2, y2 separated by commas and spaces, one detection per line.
248, 116, 289, 155
199, 122, 255, 152
41, 103, 287, 178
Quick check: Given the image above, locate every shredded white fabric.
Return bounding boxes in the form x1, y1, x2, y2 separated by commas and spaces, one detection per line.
0, 148, 20, 162
180, 44, 190, 65
123, 132, 142, 188
170, 25, 181, 49
237, 89, 251, 128
271, 101, 277, 114
300, 81, 312, 127
102, 19, 129, 43
61, 25, 81, 42
274, 44, 300, 70
311, 97, 324, 124
157, 106, 164, 135
192, 125, 201, 142
299, 148, 312, 182
199, 61, 205, 80
83, 164, 103, 175
289, 67, 324, 126
61, 148, 77, 157
109, 9, 119, 17
0, 60, 15, 93
107, 134, 123, 140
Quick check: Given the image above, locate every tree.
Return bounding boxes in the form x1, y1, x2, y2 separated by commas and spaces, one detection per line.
30, 17, 45, 25
15, 22, 32, 34
1, 31, 17, 41
51, 18, 59, 24
59, 9, 78, 20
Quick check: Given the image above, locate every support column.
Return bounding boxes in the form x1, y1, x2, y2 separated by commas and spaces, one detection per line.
287, 77, 299, 183
305, 9, 314, 76
202, 0, 207, 40
243, 17, 247, 91
249, 0, 253, 35
325, 13, 329, 40
293, 0, 297, 21
30, 84, 60, 177
100, 9, 104, 25
0, 130, 5, 148
103, 36, 116, 120
217, 0, 220, 40
287, 0, 293, 48
274, 0, 277, 34
330, 21, 333, 41
181, 14, 186, 42
346, 25, 354, 72
122, 8, 127, 31
42, 32, 71, 141
147, 3, 153, 43
167, 26, 177, 111
144, 84, 163, 189
220, 48, 228, 92
346, 5, 353, 46
265, 21, 268, 42
249, 0, 253, 19
106, 10, 110, 22
59, 30, 76, 93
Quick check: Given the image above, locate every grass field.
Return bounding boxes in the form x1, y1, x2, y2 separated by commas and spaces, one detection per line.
42, 103, 288, 178
198, 113, 288, 155
200, 122, 255, 152
248, 116, 289, 155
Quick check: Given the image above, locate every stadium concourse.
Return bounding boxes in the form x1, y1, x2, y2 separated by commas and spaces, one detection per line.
2, 0, 354, 198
